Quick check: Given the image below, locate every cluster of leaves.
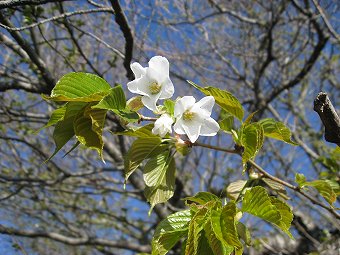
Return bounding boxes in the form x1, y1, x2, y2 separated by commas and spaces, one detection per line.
41, 72, 331, 255
151, 186, 293, 255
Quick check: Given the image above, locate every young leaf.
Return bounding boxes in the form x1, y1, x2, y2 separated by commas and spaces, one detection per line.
240, 123, 264, 165
226, 180, 247, 200
295, 173, 306, 187
303, 180, 337, 205
241, 186, 293, 238
35, 105, 66, 133
45, 72, 111, 102
152, 210, 191, 255
236, 222, 251, 246
73, 107, 107, 160
116, 124, 158, 138
124, 137, 163, 181
143, 151, 171, 187
127, 96, 144, 111
163, 99, 175, 116
144, 156, 176, 213
219, 110, 234, 132
259, 118, 298, 145
185, 192, 222, 206
187, 81, 244, 121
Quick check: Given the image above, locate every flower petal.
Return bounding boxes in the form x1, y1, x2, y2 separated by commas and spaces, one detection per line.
174, 96, 196, 118
199, 117, 220, 136
131, 62, 146, 79
142, 94, 161, 111
159, 76, 174, 99
127, 78, 146, 96
192, 96, 215, 118
148, 56, 169, 78
152, 114, 173, 137
173, 118, 186, 135
182, 121, 201, 143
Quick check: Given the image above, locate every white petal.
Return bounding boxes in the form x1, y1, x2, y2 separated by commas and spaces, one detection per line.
174, 96, 196, 118
133, 75, 154, 96
146, 67, 163, 84
182, 121, 201, 143
152, 115, 173, 137
148, 56, 169, 77
142, 94, 161, 111
173, 118, 186, 134
200, 117, 220, 136
192, 96, 215, 118
131, 62, 146, 79
159, 76, 174, 99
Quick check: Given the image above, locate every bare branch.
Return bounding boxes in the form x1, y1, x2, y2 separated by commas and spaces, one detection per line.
0, 0, 73, 9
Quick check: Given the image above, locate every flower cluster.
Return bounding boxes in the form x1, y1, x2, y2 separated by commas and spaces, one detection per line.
127, 56, 219, 143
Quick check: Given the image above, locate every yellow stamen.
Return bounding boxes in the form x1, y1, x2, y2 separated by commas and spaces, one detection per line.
149, 82, 161, 94
183, 110, 195, 121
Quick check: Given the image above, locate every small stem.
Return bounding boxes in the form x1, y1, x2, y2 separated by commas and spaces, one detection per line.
192, 141, 239, 154
139, 115, 157, 122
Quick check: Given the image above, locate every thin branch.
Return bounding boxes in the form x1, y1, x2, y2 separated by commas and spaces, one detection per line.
0, 8, 114, 31
311, 0, 340, 43
109, 0, 134, 80
0, 0, 72, 9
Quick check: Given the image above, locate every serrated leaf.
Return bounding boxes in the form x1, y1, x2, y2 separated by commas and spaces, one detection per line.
152, 210, 191, 255
35, 106, 66, 133
237, 222, 251, 246
244, 111, 258, 125
45, 72, 111, 102
185, 192, 222, 206
144, 156, 176, 213
116, 124, 158, 138
220, 202, 243, 249
259, 118, 298, 145
144, 151, 171, 187
93, 85, 139, 122
210, 210, 234, 254
240, 123, 264, 165
219, 110, 234, 132
124, 137, 162, 181
242, 186, 293, 238
73, 106, 107, 160
226, 180, 247, 200
269, 198, 293, 238
185, 207, 209, 255
303, 180, 337, 205
47, 102, 87, 160
187, 81, 244, 121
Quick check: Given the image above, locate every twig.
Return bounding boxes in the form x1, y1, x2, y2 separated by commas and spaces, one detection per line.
0, 0, 72, 9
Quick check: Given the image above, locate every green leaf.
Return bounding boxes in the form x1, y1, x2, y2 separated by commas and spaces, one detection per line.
127, 96, 144, 111
220, 202, 243, 249
303, 180, 337, 205
152, 210, 191, 255
144, 151, 171, 187
124, 137, 162, 181
218, 110, 234, 132
240, 123, 264, 165
93, 85, 139, 123
237, 222, 251, 246
242, 186, 293, 238
295, 173, 306, 187
163, 99, 175, 116
48, 102, 87, 160
226, 180, 247, 200
185, 192, 222, 206
259, 118, 298, 145
44, 72, 111, 102
144, 156, 176, 213
73, 106, 107, 160
115, 124, 158, 138
187, 80, 244, 121
35, 105, 66, 133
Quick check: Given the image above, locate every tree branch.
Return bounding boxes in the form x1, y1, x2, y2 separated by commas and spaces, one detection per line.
313, 92, 340, 146
0, 0, 72, 9
109, 0, 134, 80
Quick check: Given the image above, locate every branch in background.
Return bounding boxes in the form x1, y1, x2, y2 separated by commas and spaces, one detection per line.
313, 92, 340, 146
109, 0, 134, 80
0, 0, 72, 9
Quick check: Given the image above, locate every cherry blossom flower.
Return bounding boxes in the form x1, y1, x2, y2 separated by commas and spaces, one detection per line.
127, 56, 174, 111
152, 114, 174, 137
173, 96, 219, 143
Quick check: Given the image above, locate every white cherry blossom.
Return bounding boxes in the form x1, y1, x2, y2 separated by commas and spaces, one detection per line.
127, 56, 174, 111
173, 96, 219, 143
152, 114, 174, 137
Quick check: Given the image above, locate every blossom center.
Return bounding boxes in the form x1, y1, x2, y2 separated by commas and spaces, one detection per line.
183, 110, 195, 121
149, 82, 162, 94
